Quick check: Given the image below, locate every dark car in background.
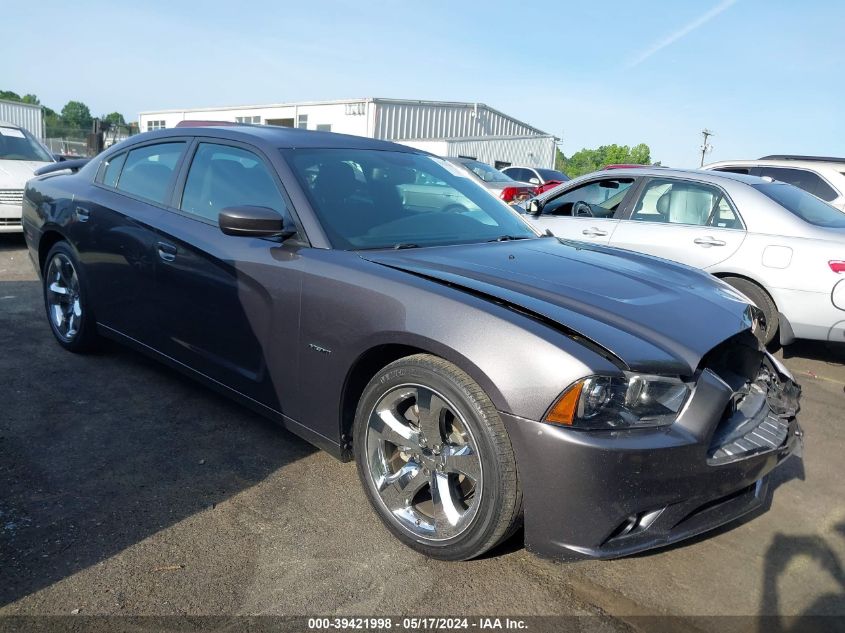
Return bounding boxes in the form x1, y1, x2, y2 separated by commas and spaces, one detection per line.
502, 166, 570, 194
22, 126, 802, 561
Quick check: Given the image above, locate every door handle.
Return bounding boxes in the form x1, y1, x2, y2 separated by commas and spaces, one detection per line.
582, 227, 608, 237
156, 242, 177, 262
75, 207, 90, 223
693, 237, 726, 247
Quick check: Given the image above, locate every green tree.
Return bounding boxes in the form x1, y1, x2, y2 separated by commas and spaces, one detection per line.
60, 100, 93, 132
557, 143, 653, 178
0, 90, 22, 101
0, 90, 41, 105
101, 112, 126, 127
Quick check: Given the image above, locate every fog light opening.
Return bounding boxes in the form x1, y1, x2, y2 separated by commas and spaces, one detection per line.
604, 508, 665, 543
607, 514, 640, 540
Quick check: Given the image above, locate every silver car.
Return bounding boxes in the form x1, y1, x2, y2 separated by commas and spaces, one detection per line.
523, 167, 845, 345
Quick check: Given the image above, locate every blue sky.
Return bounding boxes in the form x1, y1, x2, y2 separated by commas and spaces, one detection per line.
3, 0, 844, 167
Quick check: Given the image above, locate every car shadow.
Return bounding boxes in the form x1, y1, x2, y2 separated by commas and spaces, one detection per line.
758, 520, 845, 631
779, 340, 845, 366
0, 233, 27, 252
0, 279, 317, 607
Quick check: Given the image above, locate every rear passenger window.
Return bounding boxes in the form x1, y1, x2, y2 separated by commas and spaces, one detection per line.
709, 196, 743, 229
758, 167, 838, 202
116, 142, 186, 205
100, 152, 127, 188
631, 179, 725, 226
180, 143, 286, 223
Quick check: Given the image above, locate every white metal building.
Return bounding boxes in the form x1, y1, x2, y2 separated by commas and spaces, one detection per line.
138, 98, 556, 169
0, 99, 45, 138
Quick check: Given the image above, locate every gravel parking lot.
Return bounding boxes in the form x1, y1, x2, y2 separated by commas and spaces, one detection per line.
1, 233, 844, 629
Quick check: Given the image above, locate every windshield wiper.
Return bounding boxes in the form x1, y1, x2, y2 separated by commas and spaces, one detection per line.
393, 243, 420, 250
487, 235, 532, 243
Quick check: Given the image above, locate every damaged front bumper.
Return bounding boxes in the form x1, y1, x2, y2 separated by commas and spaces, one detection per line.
504, 351, 803, 561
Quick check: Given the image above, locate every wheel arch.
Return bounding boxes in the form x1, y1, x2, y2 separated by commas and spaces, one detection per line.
338, 339, 508, 455
712, 270, 778, 309
38, 227, 71, 275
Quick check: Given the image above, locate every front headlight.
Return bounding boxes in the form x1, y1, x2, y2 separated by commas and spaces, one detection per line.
544, 373, 691, 430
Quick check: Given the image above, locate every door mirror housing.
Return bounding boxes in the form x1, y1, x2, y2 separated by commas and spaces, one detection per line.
219, 206, 296, 239
528, 198, 543, 215
528, 177, 540, 185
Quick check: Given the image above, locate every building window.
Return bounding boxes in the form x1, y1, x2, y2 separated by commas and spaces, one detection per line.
344, 102, 365, 116
235, 116, 261, 124
297, 114, 308, 129
316, 124, 331, 132
146, 120, 166, 132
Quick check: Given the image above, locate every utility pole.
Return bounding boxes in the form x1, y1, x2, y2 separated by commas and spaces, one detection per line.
700, 129, 714, 167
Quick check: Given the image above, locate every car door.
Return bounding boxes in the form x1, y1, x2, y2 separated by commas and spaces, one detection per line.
150, 139, 304, 408
530, 177, 637, 245
77, 140, 188, 345
609, 177, 746, 269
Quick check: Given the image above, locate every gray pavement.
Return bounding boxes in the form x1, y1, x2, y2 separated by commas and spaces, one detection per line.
1, 233, 843, 627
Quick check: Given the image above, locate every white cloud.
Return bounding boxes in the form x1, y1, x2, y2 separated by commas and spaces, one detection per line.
626, 0, 739, 68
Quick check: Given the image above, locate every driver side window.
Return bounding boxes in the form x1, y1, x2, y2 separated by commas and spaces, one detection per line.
543, 178, 634, 217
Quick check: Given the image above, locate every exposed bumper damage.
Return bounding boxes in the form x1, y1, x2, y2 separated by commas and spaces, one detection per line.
504, 335, 803, 561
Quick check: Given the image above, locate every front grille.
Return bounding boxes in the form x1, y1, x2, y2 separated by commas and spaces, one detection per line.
0, 189, 24, 206
702, 332, 799, 465
0, 218, 22, 227
708, 399, 790, 464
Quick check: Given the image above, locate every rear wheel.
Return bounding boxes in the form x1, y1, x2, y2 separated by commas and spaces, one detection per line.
353, 354, 522, 560
722, 276, 778, 344
43, 242, 99, 353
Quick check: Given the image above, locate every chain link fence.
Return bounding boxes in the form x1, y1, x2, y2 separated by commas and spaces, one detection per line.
42, 124, 138, 157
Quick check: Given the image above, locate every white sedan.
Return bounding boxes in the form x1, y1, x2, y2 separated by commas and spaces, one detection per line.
522, 167, 845, 345
0, 122, 55, 232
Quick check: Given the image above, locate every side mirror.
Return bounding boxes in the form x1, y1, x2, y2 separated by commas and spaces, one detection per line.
528, 177, 540, 185
219, 206, 296, 239
528, 199, 543, 215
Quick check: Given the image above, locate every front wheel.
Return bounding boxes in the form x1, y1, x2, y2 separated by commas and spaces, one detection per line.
353, 354, 522, 560
43, 241, 99, 353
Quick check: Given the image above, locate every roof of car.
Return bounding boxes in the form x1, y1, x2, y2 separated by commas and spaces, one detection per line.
706, 158, 845, 170
132, 125, 422, 153
573, 166, 765, 186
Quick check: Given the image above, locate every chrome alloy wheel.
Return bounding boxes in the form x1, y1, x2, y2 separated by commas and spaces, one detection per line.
365, 384, 483, 541
45, 253, 83, 342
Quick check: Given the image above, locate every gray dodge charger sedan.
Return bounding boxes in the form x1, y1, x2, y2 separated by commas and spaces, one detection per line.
22, 125, 802, 561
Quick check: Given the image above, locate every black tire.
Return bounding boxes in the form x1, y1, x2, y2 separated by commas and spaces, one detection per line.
722, 276, 778, 345
353, 354, 522, 560
42, 241, 99, 353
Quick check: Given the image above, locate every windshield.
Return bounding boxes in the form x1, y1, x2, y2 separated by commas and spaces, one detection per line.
456, 159, 513, 183
0, 126, 53, 162
754, 182, 845, 228
284, 148, 538, 250
536, 168, 570, 182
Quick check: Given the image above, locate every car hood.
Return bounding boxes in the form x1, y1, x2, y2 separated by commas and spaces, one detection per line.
0, 160, 51, 188
360, 238, 756, 376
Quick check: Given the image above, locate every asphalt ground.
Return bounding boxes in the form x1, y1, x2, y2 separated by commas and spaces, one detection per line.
1, 233, 844, 631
